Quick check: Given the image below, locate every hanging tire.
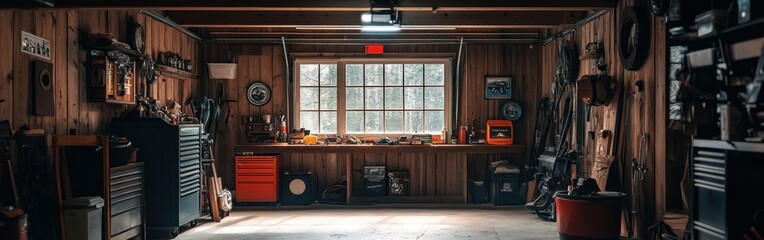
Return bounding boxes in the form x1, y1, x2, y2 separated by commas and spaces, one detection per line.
650, 0, 669, 16
619, 6, 650, 71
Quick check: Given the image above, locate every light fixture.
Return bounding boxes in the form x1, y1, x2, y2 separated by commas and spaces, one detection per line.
361, 25, 401, 32
360, 0, 400, 32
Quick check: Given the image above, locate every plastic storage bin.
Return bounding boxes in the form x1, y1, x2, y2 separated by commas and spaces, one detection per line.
490, 165, 526, 205
63, 196, 104, 240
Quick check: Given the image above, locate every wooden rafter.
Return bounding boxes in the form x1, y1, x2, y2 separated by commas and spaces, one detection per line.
169, 11, 584, 29
54, 0, 617, 11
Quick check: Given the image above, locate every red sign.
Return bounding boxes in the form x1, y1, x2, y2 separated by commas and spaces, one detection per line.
365, 44, 384, 54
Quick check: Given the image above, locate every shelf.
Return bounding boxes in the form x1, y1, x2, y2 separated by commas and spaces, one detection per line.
234, 143, 524, 154
693, 139, 764, 153
686, 35, 764, 69
156, 64, 197, 80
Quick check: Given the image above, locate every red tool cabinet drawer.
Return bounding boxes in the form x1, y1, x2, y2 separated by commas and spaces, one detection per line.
236, 183, 277, 202
235, 155, 281, 202
236, 175, 275, 183
236, 168, 275, 175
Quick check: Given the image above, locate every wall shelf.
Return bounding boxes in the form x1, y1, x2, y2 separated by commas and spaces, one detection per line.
156, 64, 197, 80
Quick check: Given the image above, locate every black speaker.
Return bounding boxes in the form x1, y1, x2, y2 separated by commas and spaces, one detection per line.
281, 172, 313, 205
32, 60, 54, 116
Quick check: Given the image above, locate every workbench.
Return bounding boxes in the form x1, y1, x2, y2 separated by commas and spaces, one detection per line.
233, 144, 525, 204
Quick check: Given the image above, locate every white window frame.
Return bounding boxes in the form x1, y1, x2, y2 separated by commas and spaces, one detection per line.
293, 58, 452, 137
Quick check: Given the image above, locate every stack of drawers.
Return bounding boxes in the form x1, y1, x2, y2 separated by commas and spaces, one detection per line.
109, 163, 144, 240
235, 155, 282, 202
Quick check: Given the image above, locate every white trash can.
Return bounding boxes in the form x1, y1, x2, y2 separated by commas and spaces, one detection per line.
62, 196, 104, 240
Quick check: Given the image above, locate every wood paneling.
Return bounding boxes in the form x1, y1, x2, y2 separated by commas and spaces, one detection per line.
540, 1, 666, 237
206, 43, 541, 197
0, 9, 199, 142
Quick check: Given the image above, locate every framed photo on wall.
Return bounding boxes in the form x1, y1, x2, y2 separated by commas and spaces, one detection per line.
485, 76, 512, 99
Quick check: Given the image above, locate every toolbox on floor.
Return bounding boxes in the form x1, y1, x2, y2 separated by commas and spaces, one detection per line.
490, 165, 526, 205
363, 166, 386, 196
469, 179, 488, 204
62, 196, 104, 240
387, 171, 409, 196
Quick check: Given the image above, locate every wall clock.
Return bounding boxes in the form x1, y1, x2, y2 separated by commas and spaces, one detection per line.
129, 21, 145, 53
247, 82, 271, 106
501, 101, 522, 121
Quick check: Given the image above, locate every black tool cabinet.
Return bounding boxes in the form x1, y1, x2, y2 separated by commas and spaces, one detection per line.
691, 139, 764, 240
112, 118, 202, 238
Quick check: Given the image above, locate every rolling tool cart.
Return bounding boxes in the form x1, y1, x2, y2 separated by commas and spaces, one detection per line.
112, 118, 202, 238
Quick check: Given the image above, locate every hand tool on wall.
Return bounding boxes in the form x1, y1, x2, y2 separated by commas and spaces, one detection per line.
589, 79, 626, 191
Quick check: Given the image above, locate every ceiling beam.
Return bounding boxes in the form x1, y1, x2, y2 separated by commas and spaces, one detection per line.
54, 0, 617, 11
169, 11, 583, 29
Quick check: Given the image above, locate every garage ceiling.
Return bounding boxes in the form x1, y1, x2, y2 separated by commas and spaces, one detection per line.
55, 0, 618, 42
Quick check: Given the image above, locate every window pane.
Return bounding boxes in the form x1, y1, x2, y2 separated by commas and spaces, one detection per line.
366, 87, 383, 109
404, 87, 423, 109
404, 64, 423, 86
385, 111, 404, 133
320, 111, 337, 133
346, 64, 364, 86
300, 87, 319, 110
385, 87, 403, 109
320, 64, 337, 86
346, 87, 364, 110
405, 111, 424, 133
346, 111, 364, 133
424, 64, 445, 85
365, 64, 383, 86
320, 87, 337, 110
300, 112, 319, 133
385, 64, 403, 86
424, 87, 444, 109
300, 64, 319, 86
425, 111, 444, 134
365, 111, 384, 133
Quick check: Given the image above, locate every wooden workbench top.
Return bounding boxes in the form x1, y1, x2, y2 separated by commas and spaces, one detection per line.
233, 143, 524, 154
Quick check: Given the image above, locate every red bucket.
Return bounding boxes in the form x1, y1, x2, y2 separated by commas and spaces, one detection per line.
555, 191, 626, 240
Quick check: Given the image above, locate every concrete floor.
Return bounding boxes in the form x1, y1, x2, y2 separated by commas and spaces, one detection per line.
177, 204, 558, 240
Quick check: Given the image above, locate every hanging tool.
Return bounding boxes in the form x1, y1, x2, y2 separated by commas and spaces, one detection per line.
216, 83, 239, 126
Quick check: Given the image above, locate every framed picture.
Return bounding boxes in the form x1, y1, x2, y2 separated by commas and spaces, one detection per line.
485, 76, 512, 99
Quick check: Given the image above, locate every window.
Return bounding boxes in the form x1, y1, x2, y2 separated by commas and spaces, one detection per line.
295, 59, 450, 135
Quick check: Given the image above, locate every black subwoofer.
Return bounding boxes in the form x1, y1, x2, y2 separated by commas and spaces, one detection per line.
281, 172, 313, 205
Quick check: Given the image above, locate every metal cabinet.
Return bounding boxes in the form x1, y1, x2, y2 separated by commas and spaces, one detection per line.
109, 163, 144, 240
235, 155, 281, 203
691, 140, 764, 240
112, 118, 202, 238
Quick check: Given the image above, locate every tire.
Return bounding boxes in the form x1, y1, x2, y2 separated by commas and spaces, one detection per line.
650, 0, 669, 16
619, 6, 650, 71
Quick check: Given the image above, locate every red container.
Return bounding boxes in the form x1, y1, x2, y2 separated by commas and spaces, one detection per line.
555, 191, 626, 240
458, 126, 467, 144
235, 155, 282, 202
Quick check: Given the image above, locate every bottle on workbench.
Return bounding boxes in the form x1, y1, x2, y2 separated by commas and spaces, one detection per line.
277, 116, 287, 143
458, 126, 467, 144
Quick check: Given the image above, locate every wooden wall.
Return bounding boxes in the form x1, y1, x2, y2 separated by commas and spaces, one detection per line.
540, 1, 666, 237
204, 43, 542, 198
0, 9, 199, 137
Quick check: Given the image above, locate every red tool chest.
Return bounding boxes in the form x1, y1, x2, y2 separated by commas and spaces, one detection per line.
235, 154, 281, 202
